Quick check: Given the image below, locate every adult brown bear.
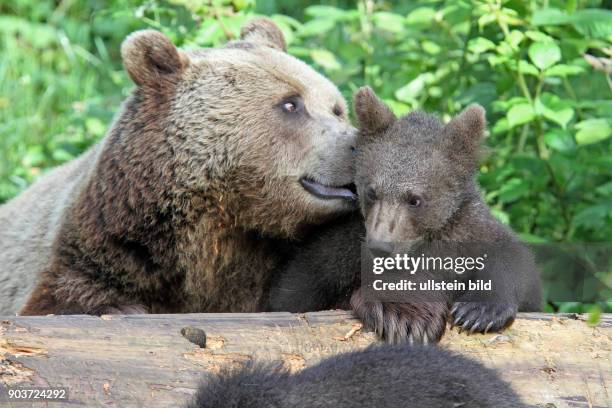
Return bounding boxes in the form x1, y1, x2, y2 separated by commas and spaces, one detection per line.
0, 18, 357, 315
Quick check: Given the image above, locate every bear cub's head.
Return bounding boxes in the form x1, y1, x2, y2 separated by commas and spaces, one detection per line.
119, 19, 357, 238
353, 87, 486, 256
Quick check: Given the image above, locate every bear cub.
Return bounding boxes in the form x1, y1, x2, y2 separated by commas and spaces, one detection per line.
186, 345, 526, 408
268, 87, 541, 344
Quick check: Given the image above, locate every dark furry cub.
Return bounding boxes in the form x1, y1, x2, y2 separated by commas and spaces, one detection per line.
268, 87, 541, 344
185, 345, 526, 408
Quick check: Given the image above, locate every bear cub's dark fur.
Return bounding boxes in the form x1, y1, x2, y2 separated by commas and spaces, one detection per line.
186, 345, 526, 408
267, 87, 541, 344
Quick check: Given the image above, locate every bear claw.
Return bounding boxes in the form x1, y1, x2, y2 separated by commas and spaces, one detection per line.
450, 302, 517, 334
350, 288, 448, 345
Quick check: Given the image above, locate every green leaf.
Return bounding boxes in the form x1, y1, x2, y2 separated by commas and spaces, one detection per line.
194, 21, 224, 45
468, 37, 496, 54
492, 118, 510, 135
457, 82, 497, 106
51, 148, 74, 163
406, 7, 436, 26
544, 64, 585, 77
493, 97, 530, 112
518, 60, 539, 76
575, 119, 612, 145
395, 73, 434, 103
85, 118, 105, 137
232, 0, 253, 11
573, 203, 611, 229
297, 19, 336, 37
570, 9, 612, 39
595, 181, 612, 197
478, 12, 498, 30
496, 41, 514, 57
506, 30, 524, 49
528, 42, 561, 70
525, 30, 555, 43
536, 93, 574, 129
507, 103, 535, 127
372, 12, 405, 33
576, 100, 612, 118
544, 129, 576, 151
385, 99, 411, 116
587, 305, 602, 327
532, 8, 570, 25
310, 49, 341, 71
498, 178, 530, 203
490, 208, 510, 225
21, 146, 46, 168
532, 8, 612, 39
0, 16, 58, 48
422, 40, 441, 55
305, 6, 348, 21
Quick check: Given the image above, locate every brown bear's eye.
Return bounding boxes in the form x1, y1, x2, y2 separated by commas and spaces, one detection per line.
283, 102, 297, 112
280, 96, 304, 114
407, 195, 422, 208
333, 105, 343, 117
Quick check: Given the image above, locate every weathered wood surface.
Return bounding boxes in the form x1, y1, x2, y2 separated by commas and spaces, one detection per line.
0, 311, 610, 407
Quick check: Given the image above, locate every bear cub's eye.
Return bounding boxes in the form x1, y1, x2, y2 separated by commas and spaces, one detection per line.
280, 96, 304, 114
407, 194, 422, 208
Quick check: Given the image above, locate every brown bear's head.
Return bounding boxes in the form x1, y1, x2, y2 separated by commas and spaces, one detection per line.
120, 19, 357, 238
353, 87, 486, 255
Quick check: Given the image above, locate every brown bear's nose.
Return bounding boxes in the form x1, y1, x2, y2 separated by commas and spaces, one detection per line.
368, 240, 393, 258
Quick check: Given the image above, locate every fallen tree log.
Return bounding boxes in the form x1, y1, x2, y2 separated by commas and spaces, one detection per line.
0, 311, 610, 407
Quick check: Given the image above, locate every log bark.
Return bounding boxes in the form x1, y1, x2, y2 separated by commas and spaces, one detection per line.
0, 312, 610, 407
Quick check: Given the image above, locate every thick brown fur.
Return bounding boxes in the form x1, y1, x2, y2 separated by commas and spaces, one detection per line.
3, 18, 358, 315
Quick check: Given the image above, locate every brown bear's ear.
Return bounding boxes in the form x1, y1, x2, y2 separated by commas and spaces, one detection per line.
443, 104, 487, 171
121, 30, 188, 88
240, 18, 287, 52
353, 86, 396, 140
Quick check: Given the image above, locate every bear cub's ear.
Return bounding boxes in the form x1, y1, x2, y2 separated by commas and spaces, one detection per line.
446, 105, 486, 139
240, 18, 287, 52
353, 86, 396, 139
443, 104, 487, 172
121, 30, 188, 88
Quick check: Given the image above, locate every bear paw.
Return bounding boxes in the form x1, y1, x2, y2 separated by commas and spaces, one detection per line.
450, 302, 517, 334
350, 289, 448, 345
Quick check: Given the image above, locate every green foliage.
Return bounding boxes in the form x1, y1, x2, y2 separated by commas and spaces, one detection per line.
0, 0, 610, 311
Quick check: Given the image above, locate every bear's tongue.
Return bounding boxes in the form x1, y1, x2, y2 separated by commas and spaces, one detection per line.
300, 178, 357, 201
